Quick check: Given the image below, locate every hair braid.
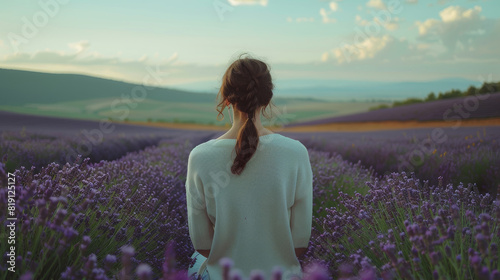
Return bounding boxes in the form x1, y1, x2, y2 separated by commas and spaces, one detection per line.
215, 54, 275, 175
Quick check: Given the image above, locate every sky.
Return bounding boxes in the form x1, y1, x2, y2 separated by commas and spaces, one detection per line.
0, 0, 499, 91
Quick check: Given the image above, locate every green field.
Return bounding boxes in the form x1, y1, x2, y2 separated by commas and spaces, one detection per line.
0, 99, 386, 126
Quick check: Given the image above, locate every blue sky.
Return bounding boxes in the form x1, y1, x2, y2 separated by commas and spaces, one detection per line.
0, 0, 499, 89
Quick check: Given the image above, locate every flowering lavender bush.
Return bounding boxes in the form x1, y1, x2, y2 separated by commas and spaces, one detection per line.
0, 139, 195, 279
307, 149, 375, 217
305, 172, 500, 279
2, 135, 499, 280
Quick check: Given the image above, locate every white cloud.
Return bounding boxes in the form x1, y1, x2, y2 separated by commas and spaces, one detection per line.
320, 8, 337, 23
436, 0, 451, 5
228, 0, 268, 6
68, 41, 90, 54
439, 5, 482, 23
383, 17, 400, 30
321, 52, 329, 62
296, 17, 315, 23
0, 45, 185, 85
416, 6, 483, 36
355, 15, 368, 26
329, 2, 339, 11
415, 19, 440, 35
414, 5, 499, 59
286, 17, 314, 23
333, 35, 390, 63
366, 0, 386, 10
356, 14, 400, 31
328, 35, 418, 64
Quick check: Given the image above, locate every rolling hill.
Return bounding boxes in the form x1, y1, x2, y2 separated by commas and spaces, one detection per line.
0, 68, 387, 126
0, 68, 220, 106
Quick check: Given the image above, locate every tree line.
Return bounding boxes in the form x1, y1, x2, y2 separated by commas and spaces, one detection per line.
370, 81, 500, 111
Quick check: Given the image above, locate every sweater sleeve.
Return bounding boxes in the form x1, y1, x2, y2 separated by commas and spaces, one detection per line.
290, 144, 313, 248
186, 148, 214, 250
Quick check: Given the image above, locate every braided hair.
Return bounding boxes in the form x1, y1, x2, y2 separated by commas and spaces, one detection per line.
216, 55, 275, 175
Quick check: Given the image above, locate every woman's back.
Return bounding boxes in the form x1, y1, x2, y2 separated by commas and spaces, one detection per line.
186, 133, 313, 279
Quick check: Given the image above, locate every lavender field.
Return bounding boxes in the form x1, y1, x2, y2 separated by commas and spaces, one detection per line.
1, 121, 500, 279
0, 111, 219, 173
288, 126, 500, 198
286, 92, 500, 125
3, 0, 500, 278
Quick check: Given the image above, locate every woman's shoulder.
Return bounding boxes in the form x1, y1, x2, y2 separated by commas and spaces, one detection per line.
276, 133, 307, 148
189, 141, 212, 156
262, 133, 309, 156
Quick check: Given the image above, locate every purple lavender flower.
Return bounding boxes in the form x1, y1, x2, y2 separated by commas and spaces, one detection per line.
476, 233, 488, 255
136, 263, 153, 280
104, 254, 117, 270
229, 269, 243, 280
249, 270, 265, 280
271, 266, 283, 280
19, 272, 34, 280
219, 257, 234, 280
432, 270, 439, 280
476, 266, 490, 280
491, 270, 500, 280
430, 251, 441, 265
304, 262, 329, 280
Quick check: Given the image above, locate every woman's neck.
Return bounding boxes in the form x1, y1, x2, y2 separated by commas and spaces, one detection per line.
218, 107, 273, 139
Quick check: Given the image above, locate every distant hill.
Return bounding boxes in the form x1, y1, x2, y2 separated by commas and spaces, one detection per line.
0, 68, 220, 106
285, 92, 500, 126
0, 68, 330, 106
173, 77, 481, 101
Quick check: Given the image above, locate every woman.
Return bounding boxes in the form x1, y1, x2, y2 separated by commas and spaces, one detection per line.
185, 54, 313, 280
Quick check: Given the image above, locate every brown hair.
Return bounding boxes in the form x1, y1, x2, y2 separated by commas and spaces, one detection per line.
216, 54, 275, 175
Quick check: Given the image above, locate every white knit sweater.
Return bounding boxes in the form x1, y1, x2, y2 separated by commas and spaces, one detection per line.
185, 133, 313, 280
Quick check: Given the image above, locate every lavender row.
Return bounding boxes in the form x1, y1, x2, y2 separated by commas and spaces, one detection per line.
0, 130, 219, 174
287, 92, 500, 126
303, 172, 500, 279
292, 127, 500, 197
0, 139, 196, 279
